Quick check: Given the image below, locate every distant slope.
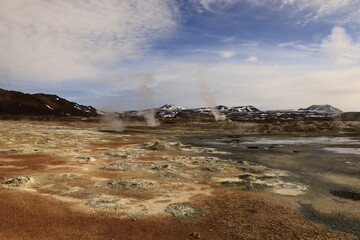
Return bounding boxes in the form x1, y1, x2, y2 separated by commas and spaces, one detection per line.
340, 112, 360, 121
0, 88, 98, 117
299, 104, 342, 113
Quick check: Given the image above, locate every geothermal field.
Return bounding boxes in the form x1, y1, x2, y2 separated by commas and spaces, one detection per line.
2, 1, 360, 239
0, 116, 360, 240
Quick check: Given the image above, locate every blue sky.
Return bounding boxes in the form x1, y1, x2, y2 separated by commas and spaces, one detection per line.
1, 0, 360, 111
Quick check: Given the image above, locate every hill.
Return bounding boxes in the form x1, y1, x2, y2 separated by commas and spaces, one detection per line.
0, 88, 98, 117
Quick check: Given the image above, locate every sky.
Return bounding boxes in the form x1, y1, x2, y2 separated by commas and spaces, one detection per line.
1, 0, 360, 111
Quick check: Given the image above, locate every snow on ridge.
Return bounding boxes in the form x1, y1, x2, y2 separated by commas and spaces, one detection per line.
229, 105, 260, 112
74, 104, 82, 111
45, 104, 54, 110
159, 104, 185, 111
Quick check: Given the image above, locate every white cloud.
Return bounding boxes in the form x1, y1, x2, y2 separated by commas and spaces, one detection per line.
218, 51, 236, 58
245, 56, 258, 62
146, 60, 360, 111
101, 58, 360, 111
0, 0, 177, 82
321, 26, 360, 65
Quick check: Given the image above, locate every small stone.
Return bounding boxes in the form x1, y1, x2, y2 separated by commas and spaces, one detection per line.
75, 156, 96, 163
190, 232, 201, 238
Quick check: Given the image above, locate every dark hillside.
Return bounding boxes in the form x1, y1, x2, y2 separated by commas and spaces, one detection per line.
0, 88, 98, 117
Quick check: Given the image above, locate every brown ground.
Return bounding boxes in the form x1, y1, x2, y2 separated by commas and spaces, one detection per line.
0, 120, 358, 240
0, 187, 355, 240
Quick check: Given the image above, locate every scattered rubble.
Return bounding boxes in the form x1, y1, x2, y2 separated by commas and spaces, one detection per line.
100, 162, 134, 171
220, 180, 269, 190
85, 196, 123, 207
143, 140, 187, 151
107, 179, 154, 190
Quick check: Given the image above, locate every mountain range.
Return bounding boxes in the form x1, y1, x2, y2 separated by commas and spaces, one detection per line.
0, 88, 348, 121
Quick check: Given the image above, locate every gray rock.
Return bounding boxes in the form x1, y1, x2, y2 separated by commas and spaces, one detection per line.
0, 149, 22, 155
3, 176, 34, 186
75, 156, 96, 162
164, 203, 201, 220
156, 170, 184, 179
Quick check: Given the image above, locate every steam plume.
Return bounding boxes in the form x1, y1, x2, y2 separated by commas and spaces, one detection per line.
102, 112, 124, 132
139, 73, 160, 127
197, 66, 226, 121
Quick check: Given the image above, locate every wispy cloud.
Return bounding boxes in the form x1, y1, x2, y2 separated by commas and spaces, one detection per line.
278, 0, 360, 25
192, 49, 236, 58
277, 41, 317, 53
190, 0, 360, 25
0, 0, 177, 82
245, 56, 258, 62
218, 51, 236, 58
190, 0, 237, 12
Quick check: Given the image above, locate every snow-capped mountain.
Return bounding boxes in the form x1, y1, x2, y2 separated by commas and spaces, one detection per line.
196, 105, 260, 114
299, 105, 342, 113
155, 104, 185, 118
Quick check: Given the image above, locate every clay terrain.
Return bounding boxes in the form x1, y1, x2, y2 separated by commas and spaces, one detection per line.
1, 119, 360, 240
